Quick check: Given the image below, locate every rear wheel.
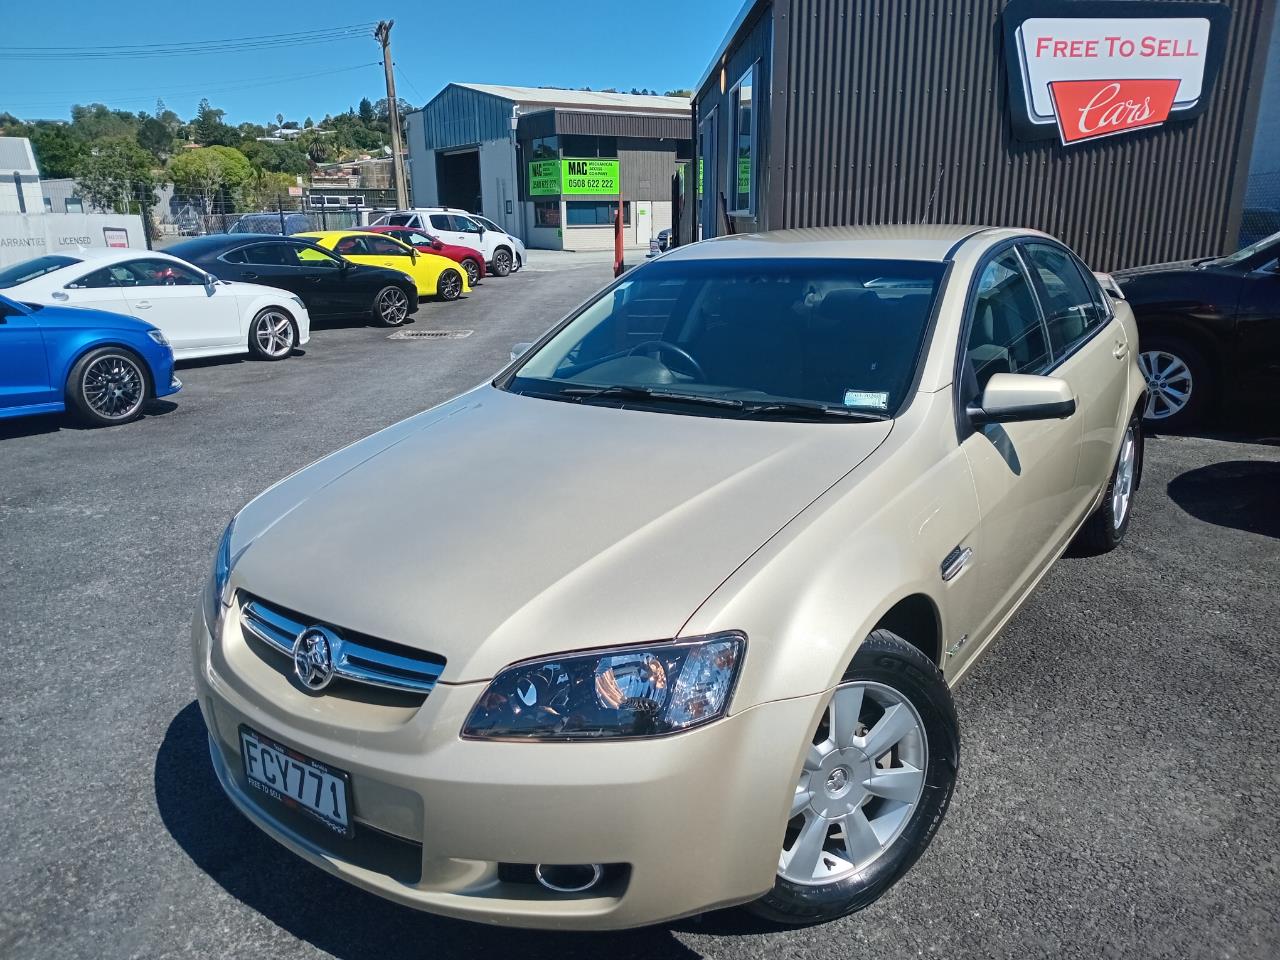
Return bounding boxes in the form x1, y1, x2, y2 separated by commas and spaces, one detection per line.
248, 308, 296, 360
373, 285, 410, 326
1076, 417, 1141, 554
67, 347, 151, 427
437, 268, 464, 301
491, 247, 512, 277
461, 258, 481, 286
1138, 334, 1212, 429
746, 631, 959, 926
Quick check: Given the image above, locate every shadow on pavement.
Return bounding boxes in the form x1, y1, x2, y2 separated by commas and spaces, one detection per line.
1167, 460, 1280, 538
155, 702, 703, 960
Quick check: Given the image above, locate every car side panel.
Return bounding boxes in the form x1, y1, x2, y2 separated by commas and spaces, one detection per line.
0, 306, 54, 409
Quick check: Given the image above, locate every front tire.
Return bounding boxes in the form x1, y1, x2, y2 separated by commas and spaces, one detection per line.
248, 308, 296, 360
746, 631, 959, 926
373, 285, 411, 326
1076, 416, 1141, 554
491, 247, 512, 277
1138, 334, 1212, 429
67, 347, 151, 427
437, 268, 463, 301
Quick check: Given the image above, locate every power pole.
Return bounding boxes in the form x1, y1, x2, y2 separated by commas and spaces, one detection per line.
374, 20, 409, 209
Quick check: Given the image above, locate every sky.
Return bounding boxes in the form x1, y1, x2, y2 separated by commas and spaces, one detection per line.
0, 0, 743, 124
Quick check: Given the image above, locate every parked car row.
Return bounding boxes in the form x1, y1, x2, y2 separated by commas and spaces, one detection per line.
0, 208, 529, 428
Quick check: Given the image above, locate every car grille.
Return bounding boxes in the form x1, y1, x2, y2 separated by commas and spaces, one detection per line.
239, 593, 446, 696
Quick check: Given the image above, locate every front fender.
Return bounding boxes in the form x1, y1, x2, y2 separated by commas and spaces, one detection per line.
683, 391, 979, 711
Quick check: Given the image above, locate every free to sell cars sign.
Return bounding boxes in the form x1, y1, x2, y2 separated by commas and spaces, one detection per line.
1002, 0, 1231, 145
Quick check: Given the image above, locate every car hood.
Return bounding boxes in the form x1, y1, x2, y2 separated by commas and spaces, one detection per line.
1112, 258, 1204, 280
22, 302, 158, 334
229, 385, 892, 682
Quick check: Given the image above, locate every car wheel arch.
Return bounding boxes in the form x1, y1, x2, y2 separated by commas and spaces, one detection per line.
1135, 314, 1224, 375
63, 340, 154, 399
870, 593, 943, 667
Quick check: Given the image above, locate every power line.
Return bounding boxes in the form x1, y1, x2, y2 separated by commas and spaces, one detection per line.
2, 63, 382, 114
394, 64, 427, 105
0, 23, 377, 60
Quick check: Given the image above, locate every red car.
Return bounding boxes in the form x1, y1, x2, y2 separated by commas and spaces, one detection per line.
364, 226, 486, 286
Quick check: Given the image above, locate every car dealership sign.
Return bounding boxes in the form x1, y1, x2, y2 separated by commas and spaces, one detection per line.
1003, 0, 1231, 145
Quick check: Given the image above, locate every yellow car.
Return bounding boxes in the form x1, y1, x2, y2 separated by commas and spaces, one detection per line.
297, 230, 470, 301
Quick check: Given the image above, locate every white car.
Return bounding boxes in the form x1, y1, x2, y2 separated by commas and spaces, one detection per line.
0, 249, 311, 362
370, 208, 524, 276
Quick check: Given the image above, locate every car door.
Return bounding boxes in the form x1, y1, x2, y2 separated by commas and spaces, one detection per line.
360, 235, 417, 272
225, 242, 330, 317
0, 298, 53, 410
428, 213, 469, 250
288, 242, 359, 317
450, 214, 492, 259
952, 246, 1084, 670
117, 258, 240, 355
55, 264, 130, 313
1233, 258, 1280, 397
1021, 241, 1129, 509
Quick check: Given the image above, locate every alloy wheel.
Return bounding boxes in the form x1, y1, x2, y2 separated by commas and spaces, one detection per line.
493, 249, 512, 276
82, 354, 145, 421
439, 271, 462, 300
1138, 350, 1193, 420
378, 287, 409, 325
1112, 424, 1137, 529
254, 311, 295, 358
463, 260, 480, 285
779, 681, 928, 885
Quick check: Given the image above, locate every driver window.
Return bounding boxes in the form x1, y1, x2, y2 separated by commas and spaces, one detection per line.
366, 237, 410, 256
123, 259, 205, 286
333, 237, 366, 255
965, 250, 1051, 393
66, 266, 120, 289
451, 216, 481, 233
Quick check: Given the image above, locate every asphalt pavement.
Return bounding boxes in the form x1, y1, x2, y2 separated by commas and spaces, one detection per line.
1, 257, 1276, 960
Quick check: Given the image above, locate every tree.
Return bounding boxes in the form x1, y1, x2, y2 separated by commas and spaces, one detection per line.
137, 116, 174, 160
358, 97, 375, 124
276, 112, 284, 128
240, 139, 308, 175
304, 116, 314, 129
168, 145, 252, 212
75, 138, 156, 213
192, 99, 237, 146
663, 89, 693, 98
240, 169, 297, 210
28, 124, 88, 179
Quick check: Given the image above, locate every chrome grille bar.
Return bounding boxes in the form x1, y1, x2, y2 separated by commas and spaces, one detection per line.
239, 595, 445, 695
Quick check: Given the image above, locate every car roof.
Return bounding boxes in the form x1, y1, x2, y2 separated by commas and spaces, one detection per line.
659, 225, 1043, 263
53, 247, 188, 265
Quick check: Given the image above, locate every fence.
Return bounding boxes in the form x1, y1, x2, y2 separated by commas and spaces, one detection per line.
39, 180, 395, 243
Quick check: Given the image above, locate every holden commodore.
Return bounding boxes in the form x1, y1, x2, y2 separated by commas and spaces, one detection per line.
193, 225, 1146, 929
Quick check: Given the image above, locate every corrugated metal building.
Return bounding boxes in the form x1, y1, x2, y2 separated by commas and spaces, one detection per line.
693, 0, 1278, 270
405, 84, 693, 250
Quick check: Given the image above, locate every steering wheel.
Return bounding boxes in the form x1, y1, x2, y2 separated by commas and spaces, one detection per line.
626, 340, 706, 381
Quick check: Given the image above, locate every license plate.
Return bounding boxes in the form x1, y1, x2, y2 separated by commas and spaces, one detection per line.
239, 725, 353, 838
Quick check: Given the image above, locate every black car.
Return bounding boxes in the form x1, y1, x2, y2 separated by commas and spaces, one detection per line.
165, 234, 420, 327
1114, 230, 1280, 428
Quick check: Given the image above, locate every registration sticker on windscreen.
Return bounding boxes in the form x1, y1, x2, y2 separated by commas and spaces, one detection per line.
844, 390, 889, 410
239, 725, 353, 838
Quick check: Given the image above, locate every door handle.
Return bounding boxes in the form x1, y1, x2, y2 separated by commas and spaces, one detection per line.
306, 276, 321, 282
242, 272, 259, 280
52, 291, 69, 301
1112, 341, 1128, 359
134, 301, 152, 309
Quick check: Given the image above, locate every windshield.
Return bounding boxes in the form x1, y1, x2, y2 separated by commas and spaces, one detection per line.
0, 255, 81, 288
1209, 229, 1280, 267
503, 257, 945, 419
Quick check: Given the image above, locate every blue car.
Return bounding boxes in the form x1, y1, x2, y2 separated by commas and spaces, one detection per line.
0, 292, 181, 427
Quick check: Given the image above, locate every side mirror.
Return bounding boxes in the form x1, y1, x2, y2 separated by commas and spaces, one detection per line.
410, 248, 418, 263
431, 240, 443, 251
967, 373, 1076, 425
204, 274, 218, 292
511, 341, 534, 362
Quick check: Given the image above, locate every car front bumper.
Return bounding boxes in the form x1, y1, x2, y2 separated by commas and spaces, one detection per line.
191, 600, 817, 929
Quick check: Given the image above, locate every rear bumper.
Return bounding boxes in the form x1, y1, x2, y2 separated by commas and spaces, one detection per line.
192, 603, 817, 929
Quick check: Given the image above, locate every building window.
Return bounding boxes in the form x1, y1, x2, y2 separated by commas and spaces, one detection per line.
565, 200, 630, 227
531, 136, 558, 160
729, 63, 757, 215
534, 201, 561, 228
560, 135, 618, 158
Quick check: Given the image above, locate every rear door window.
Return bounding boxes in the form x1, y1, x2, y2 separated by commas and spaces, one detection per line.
1021, 242, 1104, 356
428, 214, 453, 232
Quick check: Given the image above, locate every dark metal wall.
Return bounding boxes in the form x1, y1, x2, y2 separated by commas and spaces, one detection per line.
417, 85, 514, 151
696, 0, 1276, 270
695, 5, 774, 234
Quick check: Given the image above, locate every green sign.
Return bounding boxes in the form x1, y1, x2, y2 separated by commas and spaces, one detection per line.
737, 156, 751, 196
561, 158, 619, 195
698, 158, 704, 194
529, 159, 560, 196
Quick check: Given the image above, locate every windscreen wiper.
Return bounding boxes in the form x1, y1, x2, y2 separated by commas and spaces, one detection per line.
559, 384, 746, 409
738, 400, 889, 421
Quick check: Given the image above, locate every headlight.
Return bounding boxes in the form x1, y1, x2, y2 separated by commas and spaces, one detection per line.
289, 295, 306, 310
147, 329, 169, 346
462, 633, 745, 741
202, 518, 236, 635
